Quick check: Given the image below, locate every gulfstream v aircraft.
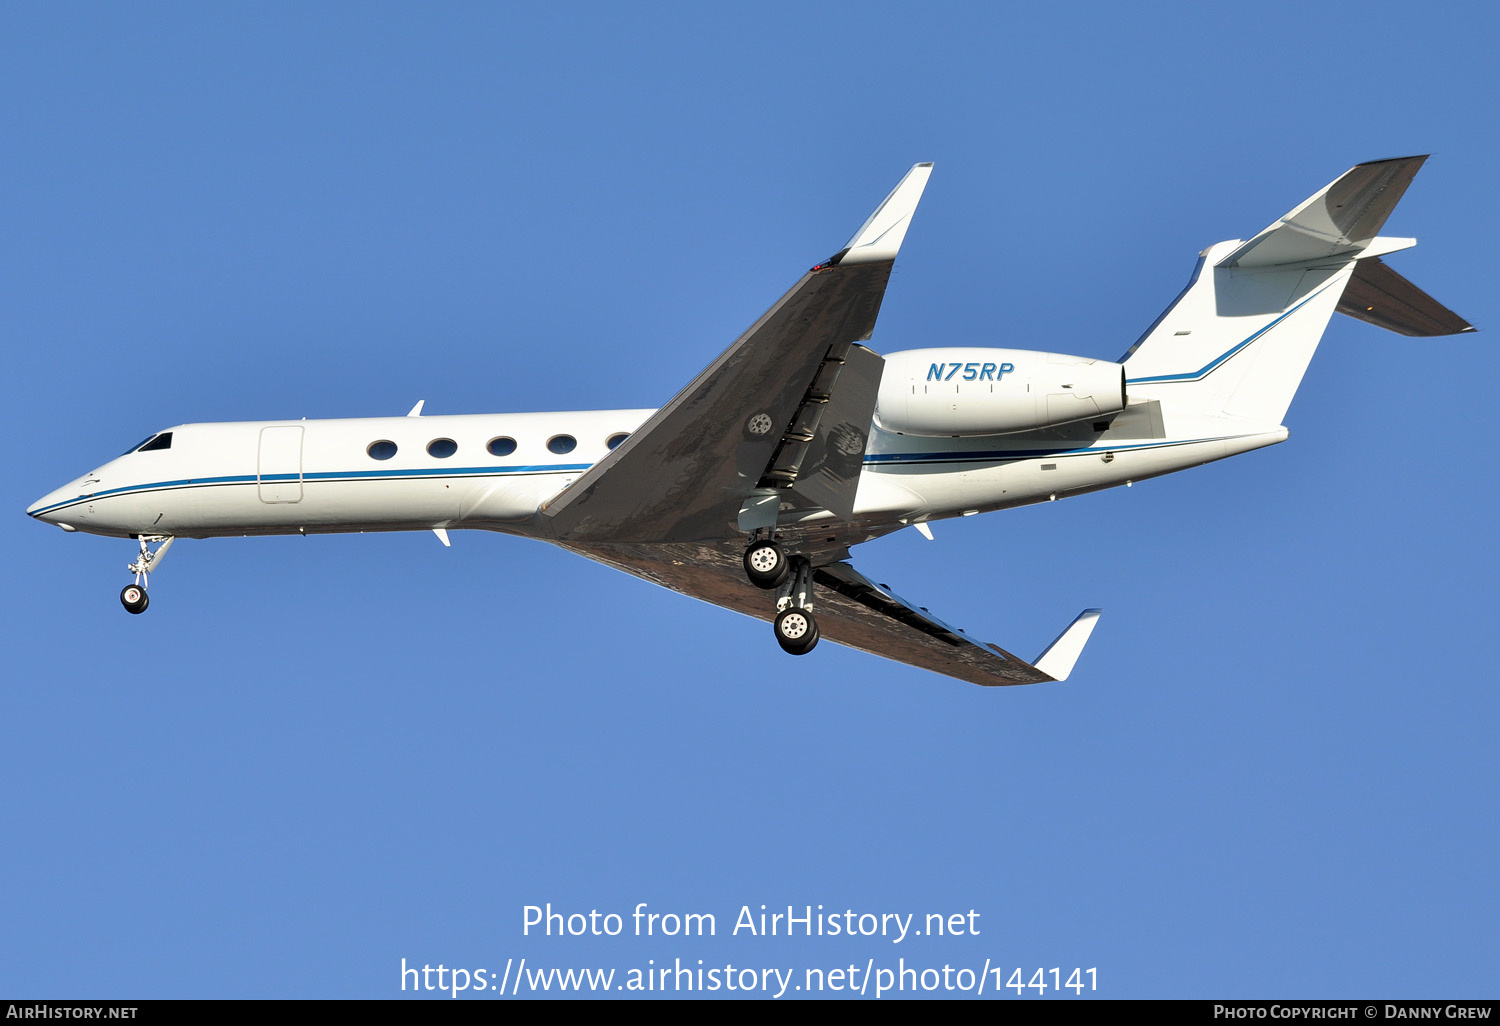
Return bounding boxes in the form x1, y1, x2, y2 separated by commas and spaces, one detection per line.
27, 158, 1473, 686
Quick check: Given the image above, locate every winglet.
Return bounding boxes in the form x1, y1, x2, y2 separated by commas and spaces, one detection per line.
1033, 608, 1102, 682
830, 163, 933, 266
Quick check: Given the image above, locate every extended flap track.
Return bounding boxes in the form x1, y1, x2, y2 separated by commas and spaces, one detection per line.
814, 566, 969, 649
759, 342, 852, 488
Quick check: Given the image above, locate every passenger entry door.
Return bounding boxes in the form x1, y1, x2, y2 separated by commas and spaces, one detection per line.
258, 425, 304, 503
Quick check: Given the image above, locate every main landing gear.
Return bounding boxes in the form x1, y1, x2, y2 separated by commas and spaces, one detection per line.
745, 538, 818, 655
743, 539, 790, 589
773, 606, 818, 655
120, 535, 173, 614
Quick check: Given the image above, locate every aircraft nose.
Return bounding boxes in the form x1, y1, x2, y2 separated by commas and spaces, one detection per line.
28, 483, 78, 524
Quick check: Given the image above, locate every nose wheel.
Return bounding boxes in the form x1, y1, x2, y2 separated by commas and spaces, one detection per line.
120, 535, 174, 615
770, 556, 819, 656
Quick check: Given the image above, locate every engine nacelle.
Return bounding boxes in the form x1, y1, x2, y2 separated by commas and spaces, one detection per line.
875, 348, 1127, 436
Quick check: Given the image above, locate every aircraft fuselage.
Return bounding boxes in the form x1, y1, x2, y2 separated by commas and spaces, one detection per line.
27, 403, 1284, 545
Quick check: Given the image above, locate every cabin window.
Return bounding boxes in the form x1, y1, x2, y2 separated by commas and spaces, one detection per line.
547, 434, 577, 455
367, 440, 398, 460
606, 432, 629, 450
427, 438, 458, 458
487, 436, 517, 457
136, 432, 173, 452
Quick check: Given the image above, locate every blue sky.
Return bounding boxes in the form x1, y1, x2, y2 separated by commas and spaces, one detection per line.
2, 2, 1495, 999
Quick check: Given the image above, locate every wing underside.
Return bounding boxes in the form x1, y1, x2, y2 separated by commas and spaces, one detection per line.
563, 540, 1097, 687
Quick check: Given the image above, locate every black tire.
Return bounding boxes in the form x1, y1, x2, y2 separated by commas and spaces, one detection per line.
744, 541, 790, 589
120, 584, 149, 615
774, 608, 819, 655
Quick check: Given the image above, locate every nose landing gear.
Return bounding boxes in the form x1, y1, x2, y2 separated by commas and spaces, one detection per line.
120, 583, 149, 614
120, 535, 173, 614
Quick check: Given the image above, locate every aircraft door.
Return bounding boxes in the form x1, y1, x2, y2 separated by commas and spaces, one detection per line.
258, 425, 304, 503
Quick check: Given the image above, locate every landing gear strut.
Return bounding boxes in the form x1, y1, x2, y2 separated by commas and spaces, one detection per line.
771, 557, 818, 655
120, 535, 173, 614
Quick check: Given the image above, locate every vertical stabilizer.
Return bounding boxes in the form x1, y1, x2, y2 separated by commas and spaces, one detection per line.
1120, 157, 1470, 426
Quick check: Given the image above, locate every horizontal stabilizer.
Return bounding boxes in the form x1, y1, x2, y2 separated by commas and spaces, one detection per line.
1223, 156, 1427, 268
1336, 257, 1475, 336
1033, 608, 1102, 682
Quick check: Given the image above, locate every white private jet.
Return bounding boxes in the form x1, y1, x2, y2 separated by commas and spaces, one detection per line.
28, 158, 1473, 686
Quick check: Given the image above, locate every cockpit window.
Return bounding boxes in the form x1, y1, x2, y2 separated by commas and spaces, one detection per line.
123, 432, 173, 455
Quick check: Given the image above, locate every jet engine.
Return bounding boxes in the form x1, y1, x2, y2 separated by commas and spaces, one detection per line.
874, 348, 1127, 436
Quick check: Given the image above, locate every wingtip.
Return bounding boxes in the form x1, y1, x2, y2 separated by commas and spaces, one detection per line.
833, 163, 933, 266
1033, 608, 1103, 683
1362, 153, 1428, 164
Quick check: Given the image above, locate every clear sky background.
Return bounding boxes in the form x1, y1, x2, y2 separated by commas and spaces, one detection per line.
2, 2, 1495, 1000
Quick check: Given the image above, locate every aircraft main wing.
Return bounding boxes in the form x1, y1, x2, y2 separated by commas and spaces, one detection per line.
535, 163, 1102, 687
562, 540, 1101, 687
539, 163, 933, 544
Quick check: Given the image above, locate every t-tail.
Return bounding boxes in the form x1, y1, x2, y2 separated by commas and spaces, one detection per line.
1121, 156, 1474, 426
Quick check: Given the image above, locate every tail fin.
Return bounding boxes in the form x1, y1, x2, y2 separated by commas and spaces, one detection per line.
1121, 156, 1473, 426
